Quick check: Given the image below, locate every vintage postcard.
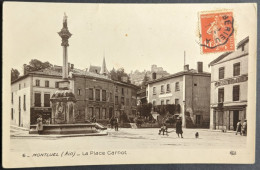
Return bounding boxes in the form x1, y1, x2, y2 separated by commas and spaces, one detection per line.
2, 2, 257, 168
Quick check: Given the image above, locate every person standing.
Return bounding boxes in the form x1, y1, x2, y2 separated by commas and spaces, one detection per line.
176, 117, 183, 138
110, 117, 114, 129
36, 115, 43, 135
114, 116, 119, 131
236, 120, 242, 135
242, 120, 247, 136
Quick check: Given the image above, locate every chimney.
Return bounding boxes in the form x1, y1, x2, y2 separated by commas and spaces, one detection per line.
197, 62, 203, 73
23, 64, 27, 75
71, 64, 74, 69
184, 64, 189, 71
152, 72, 157, 80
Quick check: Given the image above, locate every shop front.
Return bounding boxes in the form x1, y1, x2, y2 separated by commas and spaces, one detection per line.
212, 104, 247, 130
30, 107, 52, 125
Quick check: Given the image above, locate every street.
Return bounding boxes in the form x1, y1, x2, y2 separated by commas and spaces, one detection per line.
10, 128, 247, 152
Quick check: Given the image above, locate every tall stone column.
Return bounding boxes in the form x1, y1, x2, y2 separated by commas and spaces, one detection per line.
51, 13, 76, 124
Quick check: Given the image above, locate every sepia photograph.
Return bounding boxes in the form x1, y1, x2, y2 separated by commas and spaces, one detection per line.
2, 2, 257, 168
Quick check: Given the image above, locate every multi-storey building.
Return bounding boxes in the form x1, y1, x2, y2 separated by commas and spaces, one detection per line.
11, 68, 64, 128
11, 59, 138, 128
147, 62, 211, 128
114, 81, 138, 121
209, 36, 249, 130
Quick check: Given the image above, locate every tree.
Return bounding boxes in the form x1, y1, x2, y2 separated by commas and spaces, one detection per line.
110, 67, 131, 83
137, 103, 152, 117
166, 104, 176, 115
24, 59, 53, 73
11, 68, 20, 82
141, 72, 150, 88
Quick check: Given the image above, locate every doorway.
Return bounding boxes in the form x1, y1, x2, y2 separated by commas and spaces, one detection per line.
233, 110, 239, 131
109, 108, 113, 119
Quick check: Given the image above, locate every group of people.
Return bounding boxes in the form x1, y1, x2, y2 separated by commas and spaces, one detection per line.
236, 119, 247, 136
158, 117, 183, 138
110, 116, 119, 131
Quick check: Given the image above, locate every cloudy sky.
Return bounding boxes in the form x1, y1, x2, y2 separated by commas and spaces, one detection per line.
3, 2, 256, 75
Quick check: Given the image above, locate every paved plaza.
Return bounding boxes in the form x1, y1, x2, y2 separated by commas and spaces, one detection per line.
10, 128, 247, 152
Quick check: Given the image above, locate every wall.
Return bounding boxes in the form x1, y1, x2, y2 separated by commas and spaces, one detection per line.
11, 77, 31, 128
185, 74, 211, 127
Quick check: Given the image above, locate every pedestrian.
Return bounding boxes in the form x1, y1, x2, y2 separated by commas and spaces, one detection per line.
176, 117, 183, 138
236, 120, 242, 135
114, 116, 119, 131
110, 117, 114, 129
36, 115, 43, 134
242, 119, 247, 136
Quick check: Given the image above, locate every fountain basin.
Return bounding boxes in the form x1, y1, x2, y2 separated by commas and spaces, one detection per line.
29, 123, 107, 135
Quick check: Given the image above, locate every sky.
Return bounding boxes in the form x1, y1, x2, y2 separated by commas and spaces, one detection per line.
3, 3, 256, 75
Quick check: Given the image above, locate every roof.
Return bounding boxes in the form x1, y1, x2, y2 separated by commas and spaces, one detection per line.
237, 36, 249, 49
208, 36, 249, 67
147, 69, 210, 84
89, 65, 101, 74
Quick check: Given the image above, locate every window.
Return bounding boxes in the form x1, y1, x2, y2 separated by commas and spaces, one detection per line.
126, 98, 129, 106
36, 80, 40, 86
218, 88, 224, 103
102, 108, 106, 119
127, 89, 129, 95
89, 107, 94, 117
19, 84, 21, 90
194, 83, 197, 86
89, 88, 94, 100
11, 92, 13, 103
122, 88, 124, 95
196, 115, 201, 124
121, 97, 125, 105
152, 100, 156, 106
233, 85, 240, 101
219, 67, 225, 79
115, 86, 118, 92
24, 83, 26, 88
161, 85, 164, 93
233, 63, 240, 76
77, 89, 81, 96
11, 108, 13, 120
166, 84, 170, 92
45, 80, 49, 87
102, 90, 106, 101
153, 87, 156, 94
44, 93, 50, 107
166, 99, 170, 105
95, 108, 101, 119
55, 82, 59, 88
161, 100, 164, 105
23, 95, 26, 110
34, 93, 41, 107
110, 92, 112, 102
175, 99, 179, 105
175, 82, 180, 91
115, 96, 118, 105
95, 89, 100, 101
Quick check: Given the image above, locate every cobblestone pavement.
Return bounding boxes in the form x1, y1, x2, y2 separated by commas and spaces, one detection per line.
10, 128, 247, 152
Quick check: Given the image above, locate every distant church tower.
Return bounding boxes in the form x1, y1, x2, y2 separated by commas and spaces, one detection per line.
101, 57, 109, 76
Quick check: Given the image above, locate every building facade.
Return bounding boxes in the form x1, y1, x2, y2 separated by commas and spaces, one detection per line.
11, 69, 64, 128
11, 63, 138, 128
147, 62, 211, 128
209, 36, 249, 130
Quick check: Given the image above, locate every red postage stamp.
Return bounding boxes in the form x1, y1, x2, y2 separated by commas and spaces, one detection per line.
200, 11, 235, 54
